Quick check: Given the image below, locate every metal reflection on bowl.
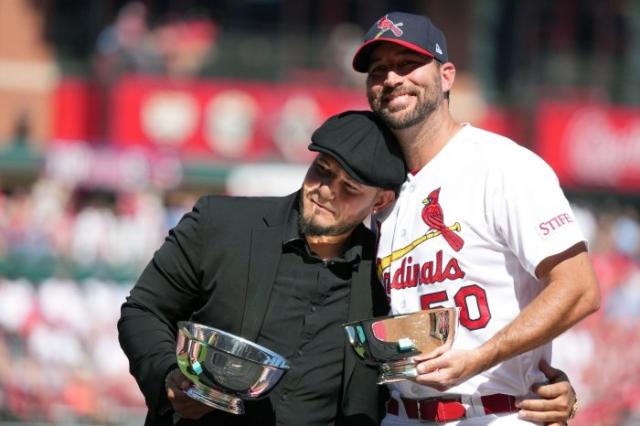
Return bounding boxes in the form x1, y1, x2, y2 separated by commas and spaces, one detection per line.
176, 321, 290, 414
343, 307, 458, 384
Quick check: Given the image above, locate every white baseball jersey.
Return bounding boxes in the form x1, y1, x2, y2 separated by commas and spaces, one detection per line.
375, 124, 585, 401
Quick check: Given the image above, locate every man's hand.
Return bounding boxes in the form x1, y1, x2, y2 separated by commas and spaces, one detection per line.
516, 360, 578, 425
165, 368, 215, 420
412, 347, 484, 392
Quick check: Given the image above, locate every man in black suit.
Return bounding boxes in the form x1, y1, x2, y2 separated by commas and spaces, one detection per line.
118, 110, 406, 426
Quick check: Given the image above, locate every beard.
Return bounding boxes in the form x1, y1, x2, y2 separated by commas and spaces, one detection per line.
368, 74, 444, 130
298, 196, 361, 237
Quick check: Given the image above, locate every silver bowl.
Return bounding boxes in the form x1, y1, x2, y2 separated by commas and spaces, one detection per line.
176, 321, 290, 414
343, 307, 458, 384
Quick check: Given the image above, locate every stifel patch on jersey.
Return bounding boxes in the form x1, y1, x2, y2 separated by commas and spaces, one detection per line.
537, 213, 574, 238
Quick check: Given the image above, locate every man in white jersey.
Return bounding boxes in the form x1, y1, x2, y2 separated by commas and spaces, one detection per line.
351, 12, 601, 425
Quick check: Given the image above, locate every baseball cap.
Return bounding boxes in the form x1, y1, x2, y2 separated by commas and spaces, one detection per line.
308, 111, 406, 189
352, 12, 448, 72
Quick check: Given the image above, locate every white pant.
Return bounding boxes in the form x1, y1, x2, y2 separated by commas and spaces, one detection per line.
382, 412, 541, 425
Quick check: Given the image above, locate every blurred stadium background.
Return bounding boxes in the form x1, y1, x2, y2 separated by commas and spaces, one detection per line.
0, 0, 639, 425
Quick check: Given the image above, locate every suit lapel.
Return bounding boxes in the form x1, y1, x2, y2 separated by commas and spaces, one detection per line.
343, 256, 373, 392
240, 194, 300, 341
240, 225, 284, 341
347, 258, 373, 322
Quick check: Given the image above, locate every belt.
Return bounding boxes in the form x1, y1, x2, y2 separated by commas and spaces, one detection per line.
387, 393, 517, 422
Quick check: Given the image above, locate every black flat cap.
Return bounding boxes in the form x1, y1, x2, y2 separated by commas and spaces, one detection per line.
308, 111, 406, 189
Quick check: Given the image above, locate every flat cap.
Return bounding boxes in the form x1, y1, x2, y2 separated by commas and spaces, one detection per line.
308, 111, 406, 189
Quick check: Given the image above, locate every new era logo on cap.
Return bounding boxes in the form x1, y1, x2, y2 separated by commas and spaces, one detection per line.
353, 11, 448, 72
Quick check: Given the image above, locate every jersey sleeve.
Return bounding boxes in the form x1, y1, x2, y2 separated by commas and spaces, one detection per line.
490, 146, 585, 277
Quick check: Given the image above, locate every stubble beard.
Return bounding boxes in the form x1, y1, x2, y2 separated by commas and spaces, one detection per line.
298, 196, 361, 237
368, 75, 444, 130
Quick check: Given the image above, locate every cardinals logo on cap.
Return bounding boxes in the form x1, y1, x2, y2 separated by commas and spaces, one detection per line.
375, 14, 404, 38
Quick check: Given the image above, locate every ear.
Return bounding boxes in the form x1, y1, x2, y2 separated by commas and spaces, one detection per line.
440, 62, 456, 93
372, 189, 396, 213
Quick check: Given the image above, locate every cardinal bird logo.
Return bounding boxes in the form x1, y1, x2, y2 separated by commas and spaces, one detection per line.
421, 188, 464, 251
375, 15, 404, 38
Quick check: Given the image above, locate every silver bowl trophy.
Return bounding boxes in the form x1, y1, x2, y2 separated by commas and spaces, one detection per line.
176, 321, 290, 415
343, 307, 459, 384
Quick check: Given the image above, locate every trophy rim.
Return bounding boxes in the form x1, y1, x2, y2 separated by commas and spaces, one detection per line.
342, 306, 459, 327
342, 306, 460, 369
177, 321, 290, 369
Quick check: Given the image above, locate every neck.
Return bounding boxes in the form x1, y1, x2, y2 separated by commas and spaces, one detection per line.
393, 107, 462, 172
305, 233, 351, 260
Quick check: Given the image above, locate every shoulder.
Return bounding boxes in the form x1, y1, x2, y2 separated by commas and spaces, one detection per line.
197, 192, 296, 214
197, 193, 290, 207
188, 192, 298, 229
461, 125, 527, 156
463, 125, 558, 180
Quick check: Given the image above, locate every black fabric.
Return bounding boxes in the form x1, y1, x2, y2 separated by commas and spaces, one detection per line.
256, 205, 360, 425
353, 11, 448, 72
118, 192, 389, 426
308, 111, 406, 189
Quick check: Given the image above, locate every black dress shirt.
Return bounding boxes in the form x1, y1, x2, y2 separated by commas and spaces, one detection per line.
256, 205, 364, 426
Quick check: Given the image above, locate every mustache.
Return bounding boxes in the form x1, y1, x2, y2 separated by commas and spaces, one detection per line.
381, 87, 417, 101
306, 191, 335, 213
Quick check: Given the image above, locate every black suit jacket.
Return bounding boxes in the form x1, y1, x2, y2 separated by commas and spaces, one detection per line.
118, 192, 389, 426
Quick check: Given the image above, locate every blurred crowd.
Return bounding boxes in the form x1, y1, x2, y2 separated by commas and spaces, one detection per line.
558, 203, 640, 425
0, 277, 142, 424
91, 1, 362, 87
0, 177, 639, 424
93, 2, 218, 81
0, 178, 199, 424
0, 178, 197, 282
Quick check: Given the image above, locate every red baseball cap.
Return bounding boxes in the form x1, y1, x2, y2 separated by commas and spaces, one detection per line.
353, 12, 448, 73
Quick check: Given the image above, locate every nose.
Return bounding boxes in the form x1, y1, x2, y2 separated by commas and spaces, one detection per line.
384, 69, 403, 88
317, 176, 336, 200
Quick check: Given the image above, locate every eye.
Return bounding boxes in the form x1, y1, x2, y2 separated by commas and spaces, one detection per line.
344, 183, 362, 195
368, 64, 386, 77
398, 60, 420, 72
315, 163, 330, 175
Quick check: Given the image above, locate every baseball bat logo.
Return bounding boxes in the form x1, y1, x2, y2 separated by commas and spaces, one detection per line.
375, 15, 404, 38
376, 187, 464, 278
